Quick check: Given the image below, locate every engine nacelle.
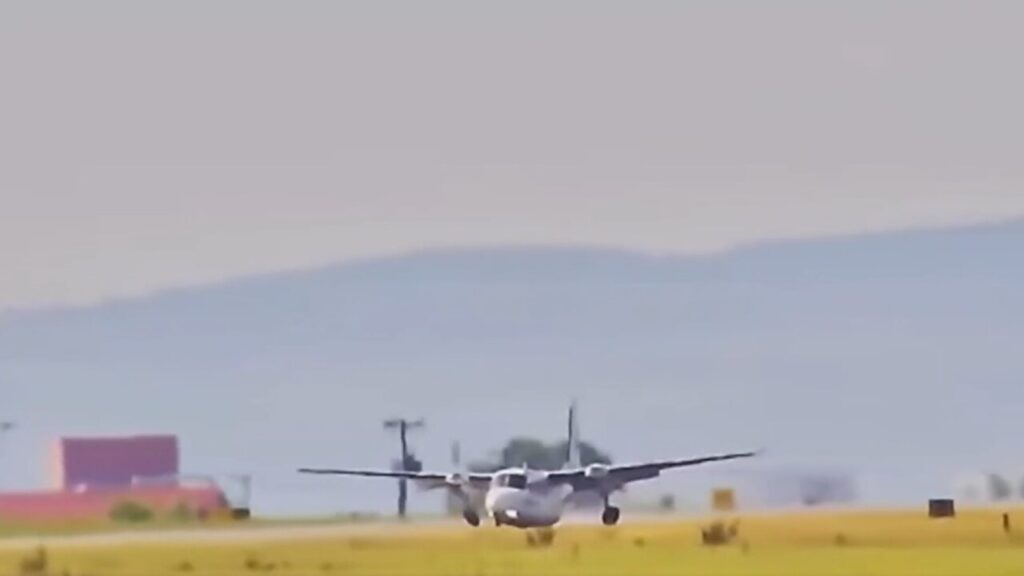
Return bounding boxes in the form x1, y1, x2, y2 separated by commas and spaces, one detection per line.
585, 464, 610, 479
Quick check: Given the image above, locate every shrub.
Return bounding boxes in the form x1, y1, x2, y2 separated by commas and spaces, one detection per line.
18, 547, 47, 576
700, 520, 740, 546
109, 500, 155, 523
243, 553, 278, 572
168, 502, 195, 523
526, 527, 557, 548
244, 554, 263, 571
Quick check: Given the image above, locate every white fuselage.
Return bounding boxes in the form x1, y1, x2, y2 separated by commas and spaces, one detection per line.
481, 468, 575, 528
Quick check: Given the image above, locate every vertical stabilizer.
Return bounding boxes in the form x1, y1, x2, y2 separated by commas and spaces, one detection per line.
565, 401, 582, 469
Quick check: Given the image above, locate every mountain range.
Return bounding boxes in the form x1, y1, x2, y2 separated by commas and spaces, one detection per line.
2, 220, 1022, 514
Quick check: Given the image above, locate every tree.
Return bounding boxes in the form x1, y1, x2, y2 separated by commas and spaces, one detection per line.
988, 473, 1013, 501
109, 500, 154, 523
551, 440, 612, 467
470, 437, 611, 472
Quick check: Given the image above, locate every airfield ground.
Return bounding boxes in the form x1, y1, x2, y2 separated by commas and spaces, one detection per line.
2, 507, 1024, 575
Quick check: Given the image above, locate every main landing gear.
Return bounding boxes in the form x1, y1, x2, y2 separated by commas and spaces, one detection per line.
601, 505, 621, 526
600, 491, 620, 526
462, 509, 481, 527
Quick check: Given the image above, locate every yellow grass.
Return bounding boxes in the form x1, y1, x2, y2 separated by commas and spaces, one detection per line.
3, 508, 1024, 576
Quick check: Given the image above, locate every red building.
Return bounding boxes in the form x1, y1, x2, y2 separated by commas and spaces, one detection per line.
0, 486, 227, 521
51, 435, 180, 490
0, 434, 230, 522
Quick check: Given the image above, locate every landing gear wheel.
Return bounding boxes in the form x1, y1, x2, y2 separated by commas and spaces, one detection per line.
601, 506, 621, 526
463, 510, 481, 527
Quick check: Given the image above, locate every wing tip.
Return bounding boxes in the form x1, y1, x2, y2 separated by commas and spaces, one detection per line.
298, 468, 336, 474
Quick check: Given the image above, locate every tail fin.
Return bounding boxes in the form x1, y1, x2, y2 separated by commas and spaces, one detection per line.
564, 401, 582, 469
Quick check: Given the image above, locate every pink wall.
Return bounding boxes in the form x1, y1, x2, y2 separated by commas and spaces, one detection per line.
54, 435, 180, 490
0, 487, 228, 521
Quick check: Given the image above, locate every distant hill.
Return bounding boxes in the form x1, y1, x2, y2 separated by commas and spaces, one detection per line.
2, 220, 1022, 514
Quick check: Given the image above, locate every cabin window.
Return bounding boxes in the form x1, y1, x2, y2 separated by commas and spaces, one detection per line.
494, 472, 528, 489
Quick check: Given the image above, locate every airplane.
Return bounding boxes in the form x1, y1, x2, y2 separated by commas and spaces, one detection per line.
299, 404, 759, 528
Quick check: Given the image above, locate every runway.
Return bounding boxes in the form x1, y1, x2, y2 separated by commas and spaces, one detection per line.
0, 512, 695, 550
0, 519, 459, 550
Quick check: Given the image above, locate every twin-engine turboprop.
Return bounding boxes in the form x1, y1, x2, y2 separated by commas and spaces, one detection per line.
300, 404, 758, 528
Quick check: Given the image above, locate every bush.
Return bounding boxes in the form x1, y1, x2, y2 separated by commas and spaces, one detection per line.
109, 500, 155, 523
18, 547, 47, 575
700, 520, 740, 546
243, 554, 263, 571
243, 553, 278, 572
525, 527, 557, 548
168, 502, 195, 523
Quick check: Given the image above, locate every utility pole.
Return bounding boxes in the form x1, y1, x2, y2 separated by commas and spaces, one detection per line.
228, 473, 253, 518
0, 421, 15, 491
382, 418, 424, 519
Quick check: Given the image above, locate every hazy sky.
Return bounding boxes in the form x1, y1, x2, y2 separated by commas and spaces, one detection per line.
2, 2, 1023, 311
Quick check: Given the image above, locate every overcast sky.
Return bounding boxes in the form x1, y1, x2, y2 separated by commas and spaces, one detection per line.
2, 1, 1023, 311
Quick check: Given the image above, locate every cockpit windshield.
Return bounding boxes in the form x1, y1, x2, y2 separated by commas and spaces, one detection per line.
494, 472, 528, 489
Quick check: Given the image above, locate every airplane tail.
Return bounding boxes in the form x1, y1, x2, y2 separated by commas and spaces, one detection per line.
564, 401, 582, 469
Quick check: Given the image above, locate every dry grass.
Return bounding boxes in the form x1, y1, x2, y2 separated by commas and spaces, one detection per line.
2, 507, 1024, 576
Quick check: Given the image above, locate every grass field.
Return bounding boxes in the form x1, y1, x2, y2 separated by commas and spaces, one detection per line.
3, 508, 1024, 576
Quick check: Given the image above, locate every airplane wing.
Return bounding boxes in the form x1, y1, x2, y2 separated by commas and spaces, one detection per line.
546, 450, 759, 490
298, 467, 493, 489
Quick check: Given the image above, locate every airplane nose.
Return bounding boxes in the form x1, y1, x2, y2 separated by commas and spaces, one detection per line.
486, 488, 558, 528
486, 489, 510, 512
486, 490, 521, 526
486, 489, 523, 517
